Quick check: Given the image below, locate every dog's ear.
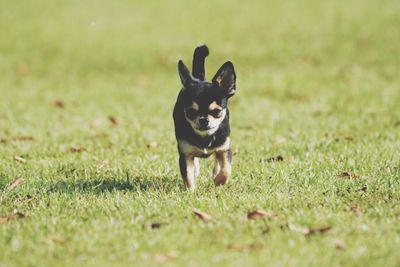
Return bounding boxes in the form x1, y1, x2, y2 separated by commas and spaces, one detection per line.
178, 60, 193, 87
212, 61, 236, 98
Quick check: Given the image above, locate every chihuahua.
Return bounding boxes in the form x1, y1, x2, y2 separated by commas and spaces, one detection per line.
173, 44, 236, 190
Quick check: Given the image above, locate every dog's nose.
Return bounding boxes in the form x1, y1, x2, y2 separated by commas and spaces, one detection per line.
199, 117, 209, 128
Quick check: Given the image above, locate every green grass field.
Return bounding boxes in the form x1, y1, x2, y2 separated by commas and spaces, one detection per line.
1, 0, 400, 266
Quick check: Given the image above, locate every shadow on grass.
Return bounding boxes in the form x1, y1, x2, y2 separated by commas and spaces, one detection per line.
45, 175, 181, 195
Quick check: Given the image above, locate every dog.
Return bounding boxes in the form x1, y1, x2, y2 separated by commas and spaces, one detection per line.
173, 44, 236, 190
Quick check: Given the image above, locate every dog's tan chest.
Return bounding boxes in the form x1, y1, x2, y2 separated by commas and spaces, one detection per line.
178, 138, 230, 157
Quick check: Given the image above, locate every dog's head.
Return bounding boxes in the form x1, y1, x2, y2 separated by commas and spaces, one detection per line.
178, 45, 236, 137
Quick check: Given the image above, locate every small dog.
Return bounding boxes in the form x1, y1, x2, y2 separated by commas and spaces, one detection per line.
173, 44, 236, 190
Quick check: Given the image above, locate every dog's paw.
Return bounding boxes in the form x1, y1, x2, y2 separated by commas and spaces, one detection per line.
214, 172, 229, 186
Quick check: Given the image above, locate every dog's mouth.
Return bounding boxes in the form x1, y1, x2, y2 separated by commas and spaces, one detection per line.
195, 125, 216, 131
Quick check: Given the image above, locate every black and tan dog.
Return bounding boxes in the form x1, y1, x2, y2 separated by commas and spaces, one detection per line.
173, 45, 236, 190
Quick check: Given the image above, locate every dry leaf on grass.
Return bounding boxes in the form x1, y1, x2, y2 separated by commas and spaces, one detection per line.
343, 136, 356, 142
108, 116, 119, 126
43, 235, 69, 245
8, 177, 25, 190
288, 224, 332, 236
0, 212, 25, 224
262, 226, 271, 235
1, 136, 35, 143
147, 141, 158, 149
307, 226, 333, 236
14, 156, 26, 163
193, 209, 212, 223
70, 146, 86, 153
227, 243, 262, 252
54, 100, 65, 108
26, 195, 34, 204
335, 136, 356, 142
340, 172, 359, 179
11, 136, 34, 141
333, 238, 345, 250
263, 155, 284, 163
349, 206, 361, 215
247, 210, 276, 220
356, 185, 368, 192
150, 222, 168, 229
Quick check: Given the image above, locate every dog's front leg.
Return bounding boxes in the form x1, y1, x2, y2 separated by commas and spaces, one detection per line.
214, 149, 232, 186
212, 157, 220, 179
179, 154, 196, 190
194, 157, 200, 178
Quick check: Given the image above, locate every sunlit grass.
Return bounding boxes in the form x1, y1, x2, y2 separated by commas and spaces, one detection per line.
1, 0, 399, 266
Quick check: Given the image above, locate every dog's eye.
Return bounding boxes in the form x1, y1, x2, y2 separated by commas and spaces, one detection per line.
186, 108, 198, 119
210, 109, 223, 118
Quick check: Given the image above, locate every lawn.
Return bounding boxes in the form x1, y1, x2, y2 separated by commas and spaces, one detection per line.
1, 0, 399, 266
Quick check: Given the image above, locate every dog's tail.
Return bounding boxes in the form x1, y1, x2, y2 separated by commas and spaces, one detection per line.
192, 44, 209, 81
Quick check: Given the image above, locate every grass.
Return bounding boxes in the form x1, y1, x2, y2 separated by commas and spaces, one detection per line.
1, 0, 400, 266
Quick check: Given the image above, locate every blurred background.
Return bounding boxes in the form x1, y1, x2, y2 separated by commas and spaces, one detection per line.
1, 0, 399, 171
